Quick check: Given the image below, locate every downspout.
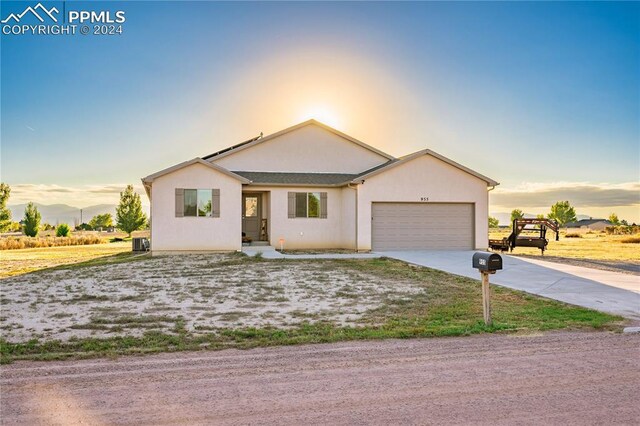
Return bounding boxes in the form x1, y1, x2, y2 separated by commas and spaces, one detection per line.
348, 182, 359, 251
486, 184, 496, 250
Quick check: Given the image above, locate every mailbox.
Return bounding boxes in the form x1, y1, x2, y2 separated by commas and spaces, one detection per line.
472, 252, 502, 272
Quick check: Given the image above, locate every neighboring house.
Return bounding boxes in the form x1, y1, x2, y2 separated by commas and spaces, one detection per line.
142, 120, 498, 253
564, 219, 612, 231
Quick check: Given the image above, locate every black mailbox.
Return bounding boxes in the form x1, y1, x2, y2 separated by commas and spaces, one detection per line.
472, 252, 502, 272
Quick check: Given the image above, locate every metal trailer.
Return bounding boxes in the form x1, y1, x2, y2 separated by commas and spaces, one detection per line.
489, 218, 559, 255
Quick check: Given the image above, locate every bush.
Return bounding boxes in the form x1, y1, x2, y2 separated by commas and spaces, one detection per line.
605, 225, 640, 235
75, 223, 93, 231
0, 235, 105, 250
56, 223, 70, 237
565, 233, 582, 238
620, 236, 640, 244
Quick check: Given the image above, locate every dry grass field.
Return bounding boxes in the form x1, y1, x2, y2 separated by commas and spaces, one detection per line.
0, 242, 133, 278
488, 229, 640, 261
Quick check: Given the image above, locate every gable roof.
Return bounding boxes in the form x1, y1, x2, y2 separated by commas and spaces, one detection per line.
141, 158, 251, 184
351, 149, 499, 187
205, 119, 395, 162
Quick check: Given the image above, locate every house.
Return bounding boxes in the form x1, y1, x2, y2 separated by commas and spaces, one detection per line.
564, 219, 612, 231
141, 120, 498, 253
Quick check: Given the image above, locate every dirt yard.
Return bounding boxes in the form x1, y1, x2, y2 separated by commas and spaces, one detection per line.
0, 254, 423, 343
2, 332, 638, 425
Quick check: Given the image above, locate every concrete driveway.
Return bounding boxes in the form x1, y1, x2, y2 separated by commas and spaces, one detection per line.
378, 250, 640, 320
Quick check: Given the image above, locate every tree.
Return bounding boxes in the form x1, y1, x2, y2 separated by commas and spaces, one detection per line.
0, 183, 12, 232
116, 185, 147, 237
608, 213, 620, 226
89, 213, 113, 230
547, 201, 577, 226
536, 214, 545, 220
510, 209, 524, 223
488, 216, 499, 228
56, 223, 70, 237
23, 202, 41, 237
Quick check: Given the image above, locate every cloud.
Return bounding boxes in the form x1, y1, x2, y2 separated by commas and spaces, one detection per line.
491, 182, 640, 208
6, 183, 148, 207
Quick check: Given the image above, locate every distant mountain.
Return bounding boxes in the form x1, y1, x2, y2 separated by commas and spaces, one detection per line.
8, 203, 150, 226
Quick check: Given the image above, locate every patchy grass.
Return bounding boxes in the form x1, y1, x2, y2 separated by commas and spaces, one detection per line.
489, 229, 640, 261
0, 255, 622, 364
0, 242, 133, 278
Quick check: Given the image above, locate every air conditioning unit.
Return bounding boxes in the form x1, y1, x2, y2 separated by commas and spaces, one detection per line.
132, 237, 150, 252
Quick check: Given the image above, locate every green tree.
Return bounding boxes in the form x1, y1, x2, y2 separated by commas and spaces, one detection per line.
547, 201, 577, 226
488, 216, 499, 228
116, 185, 147, 237
23, 202, 41, 237
608, 213, 620, 226
89, 213, 113, 230
510, 209, 524, 223
56, 223, 70, 237
0, 183, 12, 232
536, 214, 545, 220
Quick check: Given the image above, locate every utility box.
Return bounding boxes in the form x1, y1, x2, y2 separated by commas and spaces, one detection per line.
132, 237, 150, 252
472, 252, 502, 272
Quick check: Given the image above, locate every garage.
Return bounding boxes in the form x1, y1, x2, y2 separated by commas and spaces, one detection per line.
372, 203, 474, 250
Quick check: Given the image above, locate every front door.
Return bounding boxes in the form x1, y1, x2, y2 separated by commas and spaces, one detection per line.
242, 194, 261, 241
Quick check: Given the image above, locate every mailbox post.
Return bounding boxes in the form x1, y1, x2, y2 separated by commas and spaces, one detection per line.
472, 252, 503, 326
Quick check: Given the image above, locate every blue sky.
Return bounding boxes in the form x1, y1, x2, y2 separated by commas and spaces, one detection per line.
1, 1, 639, 220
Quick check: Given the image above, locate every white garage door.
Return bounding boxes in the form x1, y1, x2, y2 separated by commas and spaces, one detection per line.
372, 203, 474, 250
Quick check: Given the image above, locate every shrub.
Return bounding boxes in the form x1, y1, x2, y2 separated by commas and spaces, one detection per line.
0, 235, 105, 250
23, 202, 41, 237
565, 233, 582, 238
620, 236, 640, 244
605, 225, 640, 235
56, 223, 71, 237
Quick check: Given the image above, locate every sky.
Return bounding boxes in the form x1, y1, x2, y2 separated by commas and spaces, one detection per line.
1, 1, 639, 222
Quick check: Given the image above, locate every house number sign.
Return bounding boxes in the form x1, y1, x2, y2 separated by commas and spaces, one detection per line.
420, 197, 429, 202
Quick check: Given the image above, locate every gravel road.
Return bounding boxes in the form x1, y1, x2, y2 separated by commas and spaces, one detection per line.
2, 332, 639, 425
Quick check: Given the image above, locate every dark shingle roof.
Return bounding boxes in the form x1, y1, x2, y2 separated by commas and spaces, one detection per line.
232, 171, 358, 186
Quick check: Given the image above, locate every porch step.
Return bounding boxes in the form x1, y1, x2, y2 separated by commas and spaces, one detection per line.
250, 241, 270, 246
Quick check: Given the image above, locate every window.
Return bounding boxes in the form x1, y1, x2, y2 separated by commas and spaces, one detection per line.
197, 189, 212, 217
293, 192, 323, 218
184, 189, 212, 217
308, 192, 320, 218
184, 189, 197, 216
245, 197, 258, 217
295, 193, 307, 218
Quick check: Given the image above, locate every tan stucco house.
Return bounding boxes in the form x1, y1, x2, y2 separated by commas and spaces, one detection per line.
142, 120, 498, 253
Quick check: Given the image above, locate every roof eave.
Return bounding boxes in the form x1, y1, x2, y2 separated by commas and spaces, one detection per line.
244, 182, 349, 188
142, 158, 251, 184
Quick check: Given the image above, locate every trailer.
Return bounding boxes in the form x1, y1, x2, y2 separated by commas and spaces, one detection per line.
489, 218, 559, 255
